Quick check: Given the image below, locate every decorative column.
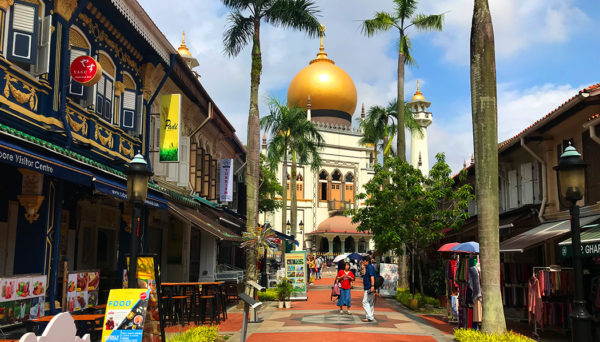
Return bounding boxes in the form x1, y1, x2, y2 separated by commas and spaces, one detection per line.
355, 239, 359, 253
328, 237, 333, 255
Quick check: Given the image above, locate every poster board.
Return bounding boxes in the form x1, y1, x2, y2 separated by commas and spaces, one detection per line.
124, 254, 165, 342
65, 270, 100, 312
0, 274, 46, 325
378, 263, 399, 297
101, 288, 149, 342
285, 251, 307, 300
159, 94, 181, 162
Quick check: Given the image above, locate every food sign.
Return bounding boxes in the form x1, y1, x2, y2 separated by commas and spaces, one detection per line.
0, 275, 46, 324
285, 251, 307, 300
70, 55, 103, 86
66, 271, 100, 312
102, 289, 149, 342
125, 256, 162, 341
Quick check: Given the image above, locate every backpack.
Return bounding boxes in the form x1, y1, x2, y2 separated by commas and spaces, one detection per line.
374, 275, 385, 290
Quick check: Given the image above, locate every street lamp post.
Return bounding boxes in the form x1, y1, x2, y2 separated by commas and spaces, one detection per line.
554, 144, 592, 342
126, 154, 152, 289
299, 220, 304, 250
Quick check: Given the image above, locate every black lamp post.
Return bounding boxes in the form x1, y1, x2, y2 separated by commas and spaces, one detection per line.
285, 220, 291, 253
553, 144, 592, 342
126, 154, 152, 289
299, 220, 305, 250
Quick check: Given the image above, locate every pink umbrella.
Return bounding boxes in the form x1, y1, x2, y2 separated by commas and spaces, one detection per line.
437, 242, 459, 252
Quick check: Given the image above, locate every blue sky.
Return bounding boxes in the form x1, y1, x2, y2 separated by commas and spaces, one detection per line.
139, 0, 600, 172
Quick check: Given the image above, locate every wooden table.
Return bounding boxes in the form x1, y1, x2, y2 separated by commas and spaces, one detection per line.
30, 314, 105, 322
28, 314, 105, 335
93, 304, 106, 310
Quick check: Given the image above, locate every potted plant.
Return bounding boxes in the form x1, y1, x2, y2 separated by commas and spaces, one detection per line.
276, 278, 294, 309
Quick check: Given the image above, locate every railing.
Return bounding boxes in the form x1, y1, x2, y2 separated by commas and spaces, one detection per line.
327, 199, 353, 211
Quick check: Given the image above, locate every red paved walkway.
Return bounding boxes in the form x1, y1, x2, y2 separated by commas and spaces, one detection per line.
247, 331, 437, 342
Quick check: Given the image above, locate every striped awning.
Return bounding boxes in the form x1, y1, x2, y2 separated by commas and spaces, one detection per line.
559, 225, 600, 246
558, 224, 600, 258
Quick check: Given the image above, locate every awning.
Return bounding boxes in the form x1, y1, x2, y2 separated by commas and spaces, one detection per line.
0, 138, 93, 186
500, 215, 600, 253
558, 224, 600, 258
272, 230, 300, 246
168, 202, 242, 242
93, 175, 168, 209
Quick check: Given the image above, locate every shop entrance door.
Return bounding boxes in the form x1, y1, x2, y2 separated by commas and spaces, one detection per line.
0, 201, 18, 276
189, 229, 201, 281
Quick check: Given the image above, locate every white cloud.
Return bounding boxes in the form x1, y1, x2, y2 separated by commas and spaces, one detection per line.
419, 0, 589, 64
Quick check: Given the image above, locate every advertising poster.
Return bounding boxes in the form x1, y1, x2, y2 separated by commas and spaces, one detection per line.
102, 289, 149, 342
0, 274, 47, 324
378, 263, 399, 297
159, 94, 181, 162
0, 278, 16, 302
285, 251, 307, 300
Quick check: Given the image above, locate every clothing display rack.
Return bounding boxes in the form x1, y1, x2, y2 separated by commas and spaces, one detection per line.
455, 254, 480, 329
529, 266, 574, 338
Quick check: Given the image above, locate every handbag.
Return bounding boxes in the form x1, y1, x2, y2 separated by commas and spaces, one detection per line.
331, 281, 341, 297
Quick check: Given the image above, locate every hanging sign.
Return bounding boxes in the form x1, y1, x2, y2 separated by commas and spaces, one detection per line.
159, 94, 181, 162
70, 55, 102, 86
285, 251, 307, 300
219, 158, 234, 202
378, 263, 399, 297
102, 288, 149, 342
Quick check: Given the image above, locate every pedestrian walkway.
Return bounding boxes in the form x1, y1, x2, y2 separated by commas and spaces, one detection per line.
230, 272, 454, 342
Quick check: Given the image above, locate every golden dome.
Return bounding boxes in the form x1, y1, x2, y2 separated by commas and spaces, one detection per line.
177, 32, 192, 57
287, 24, 357, 125
411, 80, 427, 102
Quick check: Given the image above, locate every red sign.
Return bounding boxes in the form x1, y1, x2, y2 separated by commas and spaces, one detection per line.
70, 55, 102, 86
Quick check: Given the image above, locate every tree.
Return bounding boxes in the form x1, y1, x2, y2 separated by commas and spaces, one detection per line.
222, 0, 320, 281
350, 154, 472, 294
261, 99, 323, 245
470, 0, 505, 333
258, 154, 282, 214
361, 1, 443, 161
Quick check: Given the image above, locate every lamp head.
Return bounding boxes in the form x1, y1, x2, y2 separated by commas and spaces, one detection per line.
126, 154, 153, 204
553, 144, 586, 206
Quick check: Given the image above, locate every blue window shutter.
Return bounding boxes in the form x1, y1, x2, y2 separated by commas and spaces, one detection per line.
120, 89, 136, 130
7, 1, 38, 64
69, 47, 88, 97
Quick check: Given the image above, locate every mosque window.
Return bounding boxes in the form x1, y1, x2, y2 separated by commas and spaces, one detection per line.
296, 174, 304, 200
331, 170, 342, 182
318, 170, 328, 202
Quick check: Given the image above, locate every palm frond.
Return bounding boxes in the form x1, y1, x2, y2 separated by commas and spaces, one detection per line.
221, 0, 253, 11
394, 0, 418, 22
411, 13, 444, 31
400, 35, 416, 66
404, 104, 424, 137
264, 0, 321, 38
361, 11, 396, 37
223, 10, 254, 57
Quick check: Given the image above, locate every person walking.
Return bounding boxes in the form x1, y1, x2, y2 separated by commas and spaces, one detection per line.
361, 256, 376, 322
315, 256, 323, 279
336, 261, 355, 314
307, 255, 316, 284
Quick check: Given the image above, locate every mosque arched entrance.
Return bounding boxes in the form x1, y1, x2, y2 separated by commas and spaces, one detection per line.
333, 236, 342, 253
320, 237, 329, 253
344, 236, 355, 253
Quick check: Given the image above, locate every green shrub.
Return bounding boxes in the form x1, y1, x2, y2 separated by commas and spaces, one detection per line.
167, 326, 219, 342
454, 328, 535, 342
395, 289, 440, 308
258, 288, 278, 301
276, 278, 294, 301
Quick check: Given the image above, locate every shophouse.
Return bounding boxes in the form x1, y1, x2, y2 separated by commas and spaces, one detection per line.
0, 0, 246, 321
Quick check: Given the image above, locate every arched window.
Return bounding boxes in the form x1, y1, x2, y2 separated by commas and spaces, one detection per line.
120, 72, 140, 133
68, 26, 91, 105
330, 170, 342, 202
318, 170, 329, 201
6, 0, 48, 71
96, 52, 116, 124
344, 172, 354, 203
296, 173, 304, 200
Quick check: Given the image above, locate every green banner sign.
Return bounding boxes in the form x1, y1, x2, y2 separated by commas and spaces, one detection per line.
559, 242, 600, 258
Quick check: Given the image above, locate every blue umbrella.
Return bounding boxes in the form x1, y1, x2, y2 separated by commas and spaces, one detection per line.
347, 252, 363, 261
450, 241, 479, 253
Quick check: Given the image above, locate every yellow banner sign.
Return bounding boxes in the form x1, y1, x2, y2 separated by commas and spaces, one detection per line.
159, 94, 181, 162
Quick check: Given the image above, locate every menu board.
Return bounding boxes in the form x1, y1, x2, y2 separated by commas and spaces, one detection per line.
378, 263, 399, 297
0, 274, 46, 325
125, 255, 163, 341
66, 271, 99, 312
285, 251, 307, 300
102, 288, 149, 342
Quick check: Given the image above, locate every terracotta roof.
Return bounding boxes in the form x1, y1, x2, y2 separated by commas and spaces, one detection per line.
309, 215, 371, 235
498, 83, 600, 152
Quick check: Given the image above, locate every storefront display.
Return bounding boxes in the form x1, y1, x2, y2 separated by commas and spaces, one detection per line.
528, 267, 574, 336
66, 270, 99, 312
0, 274, 46, 325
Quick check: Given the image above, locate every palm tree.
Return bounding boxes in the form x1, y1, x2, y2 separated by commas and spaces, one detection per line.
361, 0, 443, 162
470, 0, 505, 333
261, 99, 323, 247
222, 0, 320, 281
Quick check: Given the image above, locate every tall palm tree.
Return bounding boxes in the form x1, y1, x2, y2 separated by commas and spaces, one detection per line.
361, 0, 443, 162
470, 0, 505, 333
261, 99, 323, 247
222, 0, 320, 281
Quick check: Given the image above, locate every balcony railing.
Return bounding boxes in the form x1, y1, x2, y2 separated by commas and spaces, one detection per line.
327, 199, 353, 211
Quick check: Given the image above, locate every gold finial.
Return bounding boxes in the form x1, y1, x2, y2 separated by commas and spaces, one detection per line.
411, 79, 426, 101
313, 23, 330, 61
178, 31, 192, 57
319, 24, 326, 52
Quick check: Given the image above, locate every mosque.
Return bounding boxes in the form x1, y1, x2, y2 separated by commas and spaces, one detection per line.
261, 26, 434, 254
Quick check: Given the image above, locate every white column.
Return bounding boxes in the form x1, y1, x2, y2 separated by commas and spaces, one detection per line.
355, 239, 359, 253
329, 237, 333, 254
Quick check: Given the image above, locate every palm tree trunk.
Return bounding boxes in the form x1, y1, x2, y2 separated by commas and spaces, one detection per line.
397, 42, 406, 162
290, 150, 298, 249
470, 0, 505, 333
245, 20, 262, 283
281, 150, 288, 260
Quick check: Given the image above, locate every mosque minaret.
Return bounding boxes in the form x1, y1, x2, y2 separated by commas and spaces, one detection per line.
408, 81, 433, 176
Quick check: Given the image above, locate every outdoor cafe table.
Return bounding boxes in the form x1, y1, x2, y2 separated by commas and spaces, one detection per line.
161, 282, 226, 323
27, 313, 105, 335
